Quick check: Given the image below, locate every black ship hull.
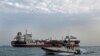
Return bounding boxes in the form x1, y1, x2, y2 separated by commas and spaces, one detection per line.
11, 41, 60, 47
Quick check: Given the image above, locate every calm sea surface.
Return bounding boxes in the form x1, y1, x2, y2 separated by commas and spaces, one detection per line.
0, 46, 100, 56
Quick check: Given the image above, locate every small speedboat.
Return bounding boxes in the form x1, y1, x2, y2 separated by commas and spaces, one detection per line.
41, 36, 84, 55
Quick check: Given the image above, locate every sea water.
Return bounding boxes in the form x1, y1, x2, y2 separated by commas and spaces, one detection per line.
0, 46, 100, 56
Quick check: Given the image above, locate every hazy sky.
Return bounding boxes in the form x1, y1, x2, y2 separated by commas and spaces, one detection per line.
0, 0, 100, 46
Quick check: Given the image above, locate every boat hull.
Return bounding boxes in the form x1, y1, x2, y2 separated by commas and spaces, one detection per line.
41, 47, 81, 55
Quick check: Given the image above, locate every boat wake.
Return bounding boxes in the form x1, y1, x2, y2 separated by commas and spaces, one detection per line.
80, 48, 88, 54
80, 48, 97, 55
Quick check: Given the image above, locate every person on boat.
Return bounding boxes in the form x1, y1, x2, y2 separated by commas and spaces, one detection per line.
70, 42, 75, 50
62, 36, 71, 49
63, 36, 75, 50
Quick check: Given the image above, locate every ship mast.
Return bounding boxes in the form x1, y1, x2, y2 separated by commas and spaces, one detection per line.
25, 29, 27, 34
24, 29, 28, 41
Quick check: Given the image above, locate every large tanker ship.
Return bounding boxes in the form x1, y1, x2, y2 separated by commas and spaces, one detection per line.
11, 30, 80, 47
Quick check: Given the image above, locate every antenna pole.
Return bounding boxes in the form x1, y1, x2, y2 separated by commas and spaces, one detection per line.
25, 29, 27, 34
